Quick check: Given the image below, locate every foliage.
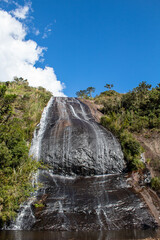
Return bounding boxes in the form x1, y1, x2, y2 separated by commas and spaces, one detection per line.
151, 177, 160, 191
34, 203, 45, 208
101, 116, 144, 171
104, 83, 114, 90
97, 81, 160, 173
86, 87, 95, 98
76, 90, 88, 98
97, 81, 160, 132
96, 81, 160, 190
94, 90, 121, 105
120, 82, 160, 131
0, 78, 52, 227
76, 86, 95, 99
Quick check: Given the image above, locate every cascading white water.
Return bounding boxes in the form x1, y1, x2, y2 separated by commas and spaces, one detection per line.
8, 97, 156, 231
9, 97, 54, 230
29, 96, 54, 160
39, 97, 125, 176
69, 98, 123, 174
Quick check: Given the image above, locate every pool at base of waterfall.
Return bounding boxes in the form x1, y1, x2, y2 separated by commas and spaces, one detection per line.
0, 229, 160, 240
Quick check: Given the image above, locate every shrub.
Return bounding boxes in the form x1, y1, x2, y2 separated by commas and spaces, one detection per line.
0, 80, 52, 226
101, 116, 143, 171
129, 158, 145, 171
151, 177, 160, 191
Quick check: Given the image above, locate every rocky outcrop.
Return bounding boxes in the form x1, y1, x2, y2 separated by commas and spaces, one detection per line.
10, 97, 158, 230
31, 170, 157, 231
40, 97, 125, 175
79, 98, 103, 122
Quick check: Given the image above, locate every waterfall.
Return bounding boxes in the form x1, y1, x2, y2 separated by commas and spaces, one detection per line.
29, 96, 54, 160
40, 97, 125, 175
9, 97, 156, 230
9, 97, 53, 230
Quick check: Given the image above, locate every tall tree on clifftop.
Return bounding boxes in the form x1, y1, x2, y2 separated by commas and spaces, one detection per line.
76, 90, 88, 98
87, 87, 95, 98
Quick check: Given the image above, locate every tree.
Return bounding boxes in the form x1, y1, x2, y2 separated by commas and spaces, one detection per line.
76, 90, 88, 98
86, 87, 95, 98
104, 83, 113, 90
133, 81, 151, 94
13, 77, 29, 86
155, 83, 160, 91
133, 81, 152, 103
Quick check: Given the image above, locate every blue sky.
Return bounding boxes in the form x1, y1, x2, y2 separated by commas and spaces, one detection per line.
1, 0, 160, 96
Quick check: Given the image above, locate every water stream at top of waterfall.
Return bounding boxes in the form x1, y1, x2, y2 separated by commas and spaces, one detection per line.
7, 97, 158, 234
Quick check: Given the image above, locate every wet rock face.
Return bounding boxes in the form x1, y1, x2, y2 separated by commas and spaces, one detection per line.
9, 97, 158, 231
40, 97, 125, 176
31, 171, 156, 231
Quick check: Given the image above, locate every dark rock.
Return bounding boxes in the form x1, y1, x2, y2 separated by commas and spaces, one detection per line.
31, 171, 157, 230
40, 97, 125, 176
9, 97, 157, 230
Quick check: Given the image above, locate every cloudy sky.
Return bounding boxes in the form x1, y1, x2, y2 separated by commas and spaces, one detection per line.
0, 0, 160, 96
0, 0, 65, 96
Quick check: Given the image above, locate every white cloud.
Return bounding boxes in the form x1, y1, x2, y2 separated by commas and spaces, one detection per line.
1, 0, 9, 3
11, 4, 29, 19
42, 23, 52, 39
34, 28, 40, 36
0, 8, 65, 96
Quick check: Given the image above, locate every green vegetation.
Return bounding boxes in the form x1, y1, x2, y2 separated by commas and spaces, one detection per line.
93, 81, 160, 173
104, 83, 114, 90
0, 78, 52, 227
151, 177, 160, 191
97, 81, 160, 132
34, 203, 45, 208
101, 116, 144, 171
76, 86, 95, 99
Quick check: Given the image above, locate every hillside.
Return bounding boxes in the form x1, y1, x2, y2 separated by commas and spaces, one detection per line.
0, 78, 52, 227
81, 82, 160, 193
1, 79, 160, 228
